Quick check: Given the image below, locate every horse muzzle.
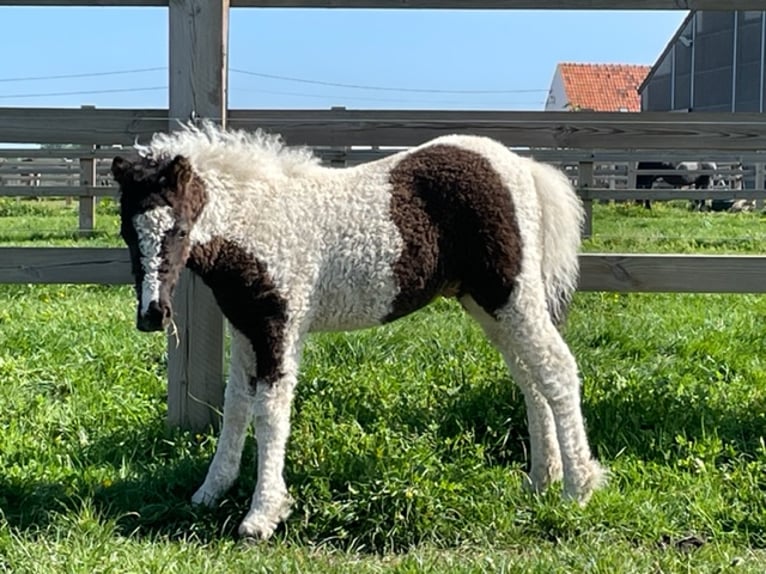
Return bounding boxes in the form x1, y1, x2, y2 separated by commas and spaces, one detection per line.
137, 300, 172, 332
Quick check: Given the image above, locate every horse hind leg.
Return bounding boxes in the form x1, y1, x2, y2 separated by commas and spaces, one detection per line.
505, 351, 564, 492
462, 293, 606, 503
464, 296, 562, 491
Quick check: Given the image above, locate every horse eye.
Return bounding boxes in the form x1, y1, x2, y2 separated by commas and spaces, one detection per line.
177, 228, 188, 238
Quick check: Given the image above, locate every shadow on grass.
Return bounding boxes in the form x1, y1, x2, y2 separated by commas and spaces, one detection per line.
0, 419, 244, 542
584, 378, 766, 464
1, 367, 764, 551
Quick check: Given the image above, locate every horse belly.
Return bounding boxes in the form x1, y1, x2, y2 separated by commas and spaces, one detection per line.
309, 243, 402, 333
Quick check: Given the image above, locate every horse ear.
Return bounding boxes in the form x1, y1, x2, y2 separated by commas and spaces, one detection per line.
111, 156, 133, 184
167, 155, 194, 191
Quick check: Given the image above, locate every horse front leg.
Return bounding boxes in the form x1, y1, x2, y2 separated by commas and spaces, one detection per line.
192, 328, 256, 507
238, 331, 303, 542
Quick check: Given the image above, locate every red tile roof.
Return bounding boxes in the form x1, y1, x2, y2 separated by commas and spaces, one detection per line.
558, 63, 651, 112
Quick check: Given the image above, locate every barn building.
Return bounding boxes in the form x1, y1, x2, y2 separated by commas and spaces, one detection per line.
639, 11, 766, 112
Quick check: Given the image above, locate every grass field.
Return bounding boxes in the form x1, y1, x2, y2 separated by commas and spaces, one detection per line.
1, 198, 766, 572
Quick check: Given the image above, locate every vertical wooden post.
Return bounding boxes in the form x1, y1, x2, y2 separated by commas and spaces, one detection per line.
78, 148, 96, 236
627, 160, 638, 210
329, 107, 347, 168
78, 106, 97, 236
756, 163, 765, 211
166, 0, 229, 431
579, 161, 594, 239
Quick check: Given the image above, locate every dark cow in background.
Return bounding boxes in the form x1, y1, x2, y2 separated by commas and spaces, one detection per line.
635, 161, 718, 210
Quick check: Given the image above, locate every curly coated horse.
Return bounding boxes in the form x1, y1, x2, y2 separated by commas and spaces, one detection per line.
111, 122, 605, 541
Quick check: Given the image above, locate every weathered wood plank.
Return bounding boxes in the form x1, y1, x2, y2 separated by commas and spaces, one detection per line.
3, 249, 766, 295
4, 108, 766, 150
0, 248, 131, 284
0, 149, 135, 159
233, 0, 766, 7
227, 110, 766, 150
3, 185, 761, 201
0, 0, 163, 4
579, 254, 766, 293
2, 185, 762, 202
0, 108, 166, 146
2, 146, 765, 166
0, 0, 760, 9
320, 148, 766, 165
166, 0, 228, 432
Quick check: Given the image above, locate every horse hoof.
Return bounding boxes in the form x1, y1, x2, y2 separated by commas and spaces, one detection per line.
191, 487, 218, 508
238, 517, 278, 542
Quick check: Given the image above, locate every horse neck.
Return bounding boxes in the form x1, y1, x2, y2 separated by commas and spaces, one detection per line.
188, 183, 236, 246
188, 173, 289, 250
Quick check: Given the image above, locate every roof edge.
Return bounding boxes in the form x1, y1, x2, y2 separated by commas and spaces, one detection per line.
638, 10, 694, 94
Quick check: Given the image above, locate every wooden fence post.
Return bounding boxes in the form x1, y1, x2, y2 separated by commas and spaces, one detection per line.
166, 0, 229, 431
78, 106, 98, 235
579, 161, 594, 238
756, 163, 765, 211
78, 146, 96, 236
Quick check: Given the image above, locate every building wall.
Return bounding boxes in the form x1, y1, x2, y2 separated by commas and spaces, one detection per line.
641, 11, 766, 113
544, 67, 569, 111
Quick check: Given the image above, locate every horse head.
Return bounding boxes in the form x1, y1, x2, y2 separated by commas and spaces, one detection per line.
111, 154, 207, 332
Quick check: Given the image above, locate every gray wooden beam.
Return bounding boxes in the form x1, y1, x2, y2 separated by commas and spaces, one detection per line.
227, 109, 766, 150
238, 0, 763, 7
2, 186, 762, 201
5, 108, 766, 151
4, 248, 766, 295
166, 0, 228, 432
578, 254, 766, 293
0, 248, 131, 284
0, 0, 761, 9
2, 145, 765, 166
0, 108, 166, 145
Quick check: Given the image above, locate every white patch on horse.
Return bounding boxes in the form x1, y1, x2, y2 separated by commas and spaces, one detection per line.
133, 206, 175, 315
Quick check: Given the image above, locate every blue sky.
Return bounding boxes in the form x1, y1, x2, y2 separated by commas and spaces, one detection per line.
0, 7, 687, 111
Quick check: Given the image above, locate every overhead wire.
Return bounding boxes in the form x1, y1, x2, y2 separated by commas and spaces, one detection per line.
230, 67, 548, 95
232, 86, 544, 107
0, 87, 167, 100
0, 67, 166, 83
0, 66, 548, 106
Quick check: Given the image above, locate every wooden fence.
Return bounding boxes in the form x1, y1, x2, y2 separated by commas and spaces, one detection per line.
2, 137, 765, 237
2, 0, 765, 431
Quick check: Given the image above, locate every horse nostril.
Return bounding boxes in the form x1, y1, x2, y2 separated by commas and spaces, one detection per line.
162, 306, 172, 320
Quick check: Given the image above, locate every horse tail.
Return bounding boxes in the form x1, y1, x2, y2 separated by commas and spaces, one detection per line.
528, 160, 585, 325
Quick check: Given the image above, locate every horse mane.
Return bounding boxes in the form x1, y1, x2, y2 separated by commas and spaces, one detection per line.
135, 121, 321, 184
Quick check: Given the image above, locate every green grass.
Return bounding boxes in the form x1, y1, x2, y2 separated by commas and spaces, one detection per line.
0, 197, 120, 246
1, 200, 766, 572
584, 201, 766, 254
